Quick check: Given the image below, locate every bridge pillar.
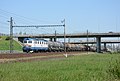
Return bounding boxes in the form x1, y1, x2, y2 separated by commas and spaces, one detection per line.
54, 38, 56, 42
104, 43, 107, 51
96, 37, 101, 53
50, 38, 57, 42
50, 38, 53, 41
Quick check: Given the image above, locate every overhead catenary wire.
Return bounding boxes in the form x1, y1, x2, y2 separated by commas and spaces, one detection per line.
0, 8, 58, 24
0, 21, 9, 25
0, 9, 65, 34
0, 12, 36, 25
0, 14, 9, 19
0, 9, 65, 37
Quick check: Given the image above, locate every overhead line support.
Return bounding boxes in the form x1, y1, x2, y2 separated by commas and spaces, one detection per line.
13, 25, 64, 27
9, 17, 66, 54
9, 17, 13, 53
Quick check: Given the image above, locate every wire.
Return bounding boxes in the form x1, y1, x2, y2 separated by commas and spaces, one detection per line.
0, 26, 9, 33
0, 8, 58, 24
0, 9, 37, 24
0, 9, 64, 35
0, 21, 9, 25
0, 14, 8, 19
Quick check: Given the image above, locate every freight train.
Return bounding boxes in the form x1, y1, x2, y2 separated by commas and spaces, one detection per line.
22, 38, 96, 53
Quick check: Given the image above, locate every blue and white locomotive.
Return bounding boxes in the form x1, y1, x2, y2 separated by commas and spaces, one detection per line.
22, 38, 49, 52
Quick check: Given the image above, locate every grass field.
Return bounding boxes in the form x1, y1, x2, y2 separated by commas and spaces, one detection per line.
0, 53, 120, 81
0, 36, 22, 50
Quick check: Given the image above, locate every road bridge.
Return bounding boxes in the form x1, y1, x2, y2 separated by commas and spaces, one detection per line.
15, 32, 120, 53
16, 32, 120, 38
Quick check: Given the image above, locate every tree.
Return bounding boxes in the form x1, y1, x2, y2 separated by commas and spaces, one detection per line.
5, 36, 11, 40
19, 31, 22, 35
23, 32, 26, 35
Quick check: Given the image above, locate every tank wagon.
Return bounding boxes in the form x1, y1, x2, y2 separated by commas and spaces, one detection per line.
22, 38, 96, 53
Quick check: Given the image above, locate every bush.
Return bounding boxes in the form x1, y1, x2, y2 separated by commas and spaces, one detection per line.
5, 36, 11, 40
107, 58, 120, 80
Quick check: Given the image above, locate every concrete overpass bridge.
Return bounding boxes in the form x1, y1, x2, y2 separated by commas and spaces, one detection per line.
15, 32, 120, 53
16, 32, 120, 38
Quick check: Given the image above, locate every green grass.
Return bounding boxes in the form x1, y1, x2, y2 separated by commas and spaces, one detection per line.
0, 36, 22, 50
0, 53, 120, 81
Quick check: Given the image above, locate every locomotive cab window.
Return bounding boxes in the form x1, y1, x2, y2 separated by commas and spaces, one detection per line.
45, 42, 46, 44
34, 41, 37, 44
24, 41, 27, 43
28, 41, 32, 43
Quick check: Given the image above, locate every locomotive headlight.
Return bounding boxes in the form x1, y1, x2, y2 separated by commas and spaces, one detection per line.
23, 44, 31, 47
28, 45, 31, 47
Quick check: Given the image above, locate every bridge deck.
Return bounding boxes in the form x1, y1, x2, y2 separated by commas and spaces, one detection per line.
16, 32, 120, 38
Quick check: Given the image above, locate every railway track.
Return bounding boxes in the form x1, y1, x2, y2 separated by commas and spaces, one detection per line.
0, 52, 66, 59
0, 52, 92, 63
0, 52, 89, 59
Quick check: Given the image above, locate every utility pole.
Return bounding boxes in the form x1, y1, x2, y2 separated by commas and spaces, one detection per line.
63, 19, 67, 57
54, 30, 56, 42
87, 29, 88, 54
9, 17, 13, 53
64, 20, 66, 51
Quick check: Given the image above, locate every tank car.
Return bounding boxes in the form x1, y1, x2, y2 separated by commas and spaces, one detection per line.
48, 41, 64, 52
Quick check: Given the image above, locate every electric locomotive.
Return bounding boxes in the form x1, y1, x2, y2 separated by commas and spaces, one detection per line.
22, 38, 48, 53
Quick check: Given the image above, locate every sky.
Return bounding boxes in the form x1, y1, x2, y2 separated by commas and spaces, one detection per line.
0, 0, 120, 35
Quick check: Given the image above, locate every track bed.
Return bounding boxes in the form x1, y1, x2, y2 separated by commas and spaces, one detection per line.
0, 52, 92, 63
